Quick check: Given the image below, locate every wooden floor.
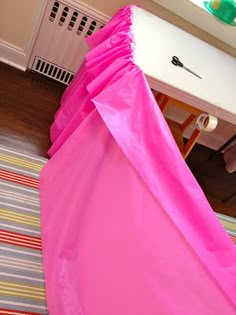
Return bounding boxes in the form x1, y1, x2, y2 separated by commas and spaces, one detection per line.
0, 62, 235, 216
0, 62, 64, 157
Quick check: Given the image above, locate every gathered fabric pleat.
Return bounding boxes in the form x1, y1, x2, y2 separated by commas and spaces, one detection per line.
40, 5, 236, 315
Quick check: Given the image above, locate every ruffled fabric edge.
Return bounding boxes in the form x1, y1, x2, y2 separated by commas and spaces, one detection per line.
48, 5, 137, 152
47, 4, 236, 309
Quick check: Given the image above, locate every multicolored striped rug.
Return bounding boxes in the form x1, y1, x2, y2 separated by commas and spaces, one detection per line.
216, 213, 236, 245
0, 144, 235, 314
0, 145, 48, 315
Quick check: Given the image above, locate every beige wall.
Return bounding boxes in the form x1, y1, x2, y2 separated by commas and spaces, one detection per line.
0, 0, 234, 57
0, 0, 41, 49
79, 0, 174, 17
82, 0, 236, 58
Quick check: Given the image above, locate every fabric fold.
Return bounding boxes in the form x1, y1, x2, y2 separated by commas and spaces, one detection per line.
49, 6, 135, 150
41, 5, 236, 315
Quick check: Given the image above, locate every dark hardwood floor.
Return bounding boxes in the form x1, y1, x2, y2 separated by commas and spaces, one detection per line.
0, 62, 64, 157
187, 145, 236, 216
0, 62, 235, 216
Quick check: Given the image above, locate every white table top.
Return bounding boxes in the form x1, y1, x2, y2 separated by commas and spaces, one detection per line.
132, 6, 236, 124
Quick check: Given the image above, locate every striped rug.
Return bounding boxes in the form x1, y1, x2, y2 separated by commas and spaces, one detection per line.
0, 145, 48, 315
216, 213, 236, 245
0, 144, 235, 315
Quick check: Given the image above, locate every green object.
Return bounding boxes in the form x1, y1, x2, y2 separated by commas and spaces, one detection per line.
204, 0, 236, 26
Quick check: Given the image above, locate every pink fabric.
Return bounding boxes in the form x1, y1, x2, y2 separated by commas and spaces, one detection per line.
40, 6, 236, 315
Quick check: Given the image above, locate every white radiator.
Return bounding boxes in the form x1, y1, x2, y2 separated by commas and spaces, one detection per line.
28, 0, 109, 84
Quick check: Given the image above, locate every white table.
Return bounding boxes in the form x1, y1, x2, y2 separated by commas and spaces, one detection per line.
132, 7, 236, 125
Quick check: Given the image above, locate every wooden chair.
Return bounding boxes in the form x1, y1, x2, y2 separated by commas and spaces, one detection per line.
154, 92, 204, 160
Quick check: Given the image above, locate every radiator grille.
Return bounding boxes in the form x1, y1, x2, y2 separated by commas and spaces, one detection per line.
32, 56, 74, 85
48, 1, 103, 37
29, 0, 107, 84
49, 1, 60, 22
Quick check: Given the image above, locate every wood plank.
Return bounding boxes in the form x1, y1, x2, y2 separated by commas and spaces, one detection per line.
181, 114, 196, 131
0, 62, 64, 157
207, 195, 236, 217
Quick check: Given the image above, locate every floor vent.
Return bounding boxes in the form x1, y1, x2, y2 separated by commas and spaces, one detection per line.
32, 56, 74, 85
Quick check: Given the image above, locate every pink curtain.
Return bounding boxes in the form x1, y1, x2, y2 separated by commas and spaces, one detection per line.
40, 6, 236, 315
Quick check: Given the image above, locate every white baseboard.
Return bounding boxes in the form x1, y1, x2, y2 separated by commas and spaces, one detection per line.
0, 40, 27, 71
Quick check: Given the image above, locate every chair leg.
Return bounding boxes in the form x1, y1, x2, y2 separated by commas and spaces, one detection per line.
153, 92, 206, 160
183, 129, 201, 160
181, 114, 196, 132
155, 93, 169, 112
